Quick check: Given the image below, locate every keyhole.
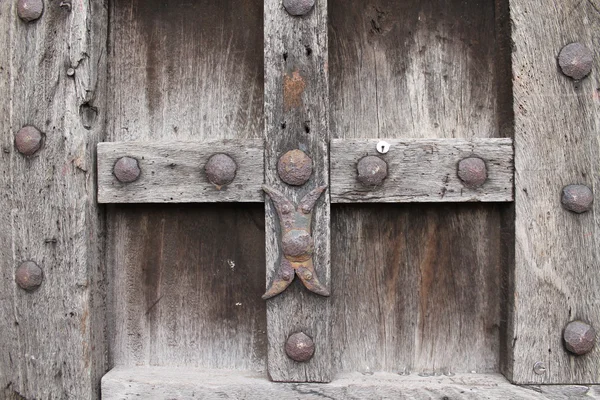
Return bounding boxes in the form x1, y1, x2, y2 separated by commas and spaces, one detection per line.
377, 141, 390, 154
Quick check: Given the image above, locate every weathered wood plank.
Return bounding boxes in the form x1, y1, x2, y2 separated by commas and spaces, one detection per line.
508, 0, 600, 384
264, 0, 331, 382
0, 1, 108, 399
330, 138, 513, 203
97, 140, 264, 203
107, 0, 266, 372
101, 368, 588, 399
329, 0, 507, 374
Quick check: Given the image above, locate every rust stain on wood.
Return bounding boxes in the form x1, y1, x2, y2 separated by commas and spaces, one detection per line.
283, 70, 306, 111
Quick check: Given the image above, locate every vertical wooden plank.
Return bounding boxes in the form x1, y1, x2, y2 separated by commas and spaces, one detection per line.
264, 0, 331, 382
0, 1, 108, 398
107, 0, 266, 371
328, 0, 506, 374
509, 0, 600, 384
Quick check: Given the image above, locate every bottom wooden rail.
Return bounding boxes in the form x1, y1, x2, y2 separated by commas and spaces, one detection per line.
101, 367, 599, 399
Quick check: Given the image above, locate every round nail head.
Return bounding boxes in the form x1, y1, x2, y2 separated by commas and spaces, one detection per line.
357, 156, 387, 187
563, 321, 596, 356
283, 0, 315, 16
285, 332, 315, 362
113, 156, 141, 183
282, 229, 314, 259
17, 0, 44, 22
15, 126, 43, 156
559, 43, 593, 80
277, 149, 312, 186
458, 157, 487, 188
561, 184, 593, 214
205, 154, 237, 187
15, 261, 43, 291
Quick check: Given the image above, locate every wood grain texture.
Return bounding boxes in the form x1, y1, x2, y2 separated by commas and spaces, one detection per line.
508, 0, 600, 384
330, 138, 513, 203
101, 368, 591, 399
264, 0, 331, 382
97, 140, 264, 203
0, 1, 108, 399
329, 0, 508, 375
107, 0, 266, 372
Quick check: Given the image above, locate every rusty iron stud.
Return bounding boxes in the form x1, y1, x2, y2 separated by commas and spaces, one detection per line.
15, 261, 43, 291
563, 321, 596, 356
15, 126, 43, 156
277, 149, 313, 186
357, 156, 387, 187
282, 230, 314, 259
113, 156, 141, 183
205, 154, 237, 187
458, 157, 487, 188
17, 0, 44, 22
558, 43, 593, 80
285, 332, 315, 362
283, 0, 315, 16
561, 184, 593, 214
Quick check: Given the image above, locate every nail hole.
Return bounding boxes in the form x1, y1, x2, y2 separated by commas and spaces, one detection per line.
283, 52, 288, 61
305, 46, 312, 57
304, 123, 310, 133
281, 122, 287, 129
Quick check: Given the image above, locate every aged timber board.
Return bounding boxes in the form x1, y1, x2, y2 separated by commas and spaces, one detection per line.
106, 0, 267, 371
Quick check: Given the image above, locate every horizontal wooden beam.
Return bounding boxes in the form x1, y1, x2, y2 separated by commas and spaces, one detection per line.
101, 367, 588, 399
330, 138, 514, 203
97, 140, 264, 203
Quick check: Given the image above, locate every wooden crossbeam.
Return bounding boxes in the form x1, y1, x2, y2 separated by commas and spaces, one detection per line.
97, 140, 264, 203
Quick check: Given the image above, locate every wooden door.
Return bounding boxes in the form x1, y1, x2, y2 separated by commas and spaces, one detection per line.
1, 0, 599, 399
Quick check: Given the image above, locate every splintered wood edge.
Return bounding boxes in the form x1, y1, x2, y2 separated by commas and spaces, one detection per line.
330, 138, 514, 203
100, 368, 596, 399
97, 139, 265, 203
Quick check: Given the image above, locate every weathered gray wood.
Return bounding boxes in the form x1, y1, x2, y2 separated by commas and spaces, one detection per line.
0, 1, 108, 399
107, 0, 266, 372
97, 140, 264, 203
264, 0, 331, 383
330, 138, 513, 203
507, 0, 600, 384
329, 0, 507, 375
101, 368, 591, 399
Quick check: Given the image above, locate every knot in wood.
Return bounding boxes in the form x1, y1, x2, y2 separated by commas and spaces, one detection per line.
113, 157, 141, 183
558, 43, 593, 80
282, 229, 313, 260
277, 149, 313, 186
561, 184, 593, 214
17, 0, 44, 22
563, 321, 596, 356
15, 261, 43, 291
285, 332, 315, 362
15, 126, 43, 156
283, 0, 315, 16
205, 154, 237, 187
457, 157, 487, 188
357, 156, 387, 187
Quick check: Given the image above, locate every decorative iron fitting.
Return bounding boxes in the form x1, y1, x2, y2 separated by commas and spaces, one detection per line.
262, 184, 329, 299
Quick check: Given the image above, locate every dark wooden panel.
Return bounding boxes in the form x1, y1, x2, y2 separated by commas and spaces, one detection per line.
109, 204, 267, 369
329, 0, 509, 373
108, 0, 265, 370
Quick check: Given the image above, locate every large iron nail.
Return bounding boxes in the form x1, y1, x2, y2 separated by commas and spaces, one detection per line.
285, 332, 315, 362
205, 153, 237, 187
17, 0, 44, 22
113, 156, 141, 183
283, 0, 315, 16
458, 157, 487, 188
15, 126, 43, 156
561, 184, 593, 214
15, 261, 43, 291
278, 149, 313, 186
357, 155, 387, 187
559, 43, 593, 80
564, 321, 596, 356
